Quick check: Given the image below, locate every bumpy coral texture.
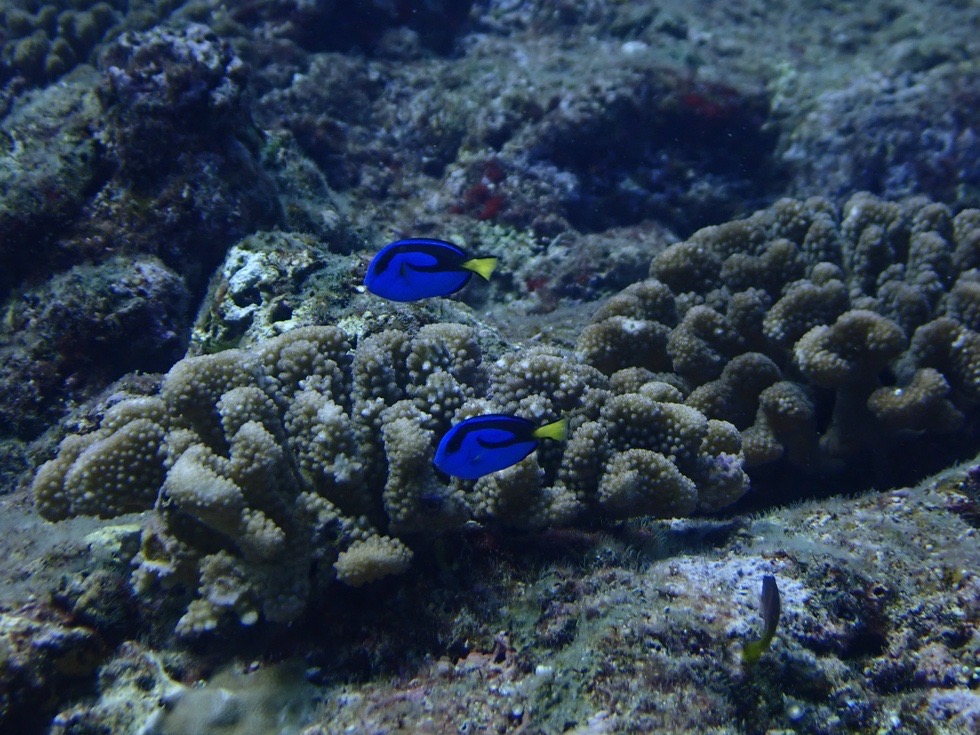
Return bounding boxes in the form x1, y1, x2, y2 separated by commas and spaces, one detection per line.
33, 324, 747, 635
578, 193, 980, 475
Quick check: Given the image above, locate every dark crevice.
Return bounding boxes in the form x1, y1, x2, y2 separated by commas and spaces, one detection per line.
532, 79, 785, 235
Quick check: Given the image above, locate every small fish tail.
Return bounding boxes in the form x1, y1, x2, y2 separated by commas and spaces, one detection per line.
532, 417, 568, 442
462, 257, 497, 282
741, 638, 767, 665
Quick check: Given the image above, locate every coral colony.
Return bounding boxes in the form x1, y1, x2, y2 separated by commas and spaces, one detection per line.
33, 192, 980, 637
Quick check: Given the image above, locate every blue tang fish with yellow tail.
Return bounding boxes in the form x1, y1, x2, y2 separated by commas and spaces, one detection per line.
364, 238, 497, 302
434, 414, 568, 480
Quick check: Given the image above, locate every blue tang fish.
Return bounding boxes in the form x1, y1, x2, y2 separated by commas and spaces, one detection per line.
364, 238, 497, 302
434, 414, 568, 480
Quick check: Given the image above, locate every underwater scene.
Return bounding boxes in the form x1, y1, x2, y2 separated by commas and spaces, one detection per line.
0, 0, 979, 733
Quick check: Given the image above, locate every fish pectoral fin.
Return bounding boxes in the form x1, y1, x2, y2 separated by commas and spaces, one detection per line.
461, 257, 497, 282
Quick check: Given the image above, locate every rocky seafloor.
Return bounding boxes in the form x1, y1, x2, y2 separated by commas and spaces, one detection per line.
1, 0, 979, 733
0, 455, 975, 734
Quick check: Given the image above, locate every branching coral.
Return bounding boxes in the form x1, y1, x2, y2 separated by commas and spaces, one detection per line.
36, 190, 977, 636
578, 193, 980, 477
33, 329, 747, 636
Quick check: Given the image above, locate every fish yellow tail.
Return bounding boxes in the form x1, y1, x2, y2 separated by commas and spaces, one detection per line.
741, 635, 773, 665
532, 417, 568, 442
462, 257, 497, 282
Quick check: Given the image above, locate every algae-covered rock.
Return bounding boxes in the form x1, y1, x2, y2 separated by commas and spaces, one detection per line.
49, 646, 315, 735
143, 660, 316, 735
0, 255, 189, 438
0, 66, 105, 296
0, 608, 105, 730
0, 24, 283, 441
189, 231, 361, 355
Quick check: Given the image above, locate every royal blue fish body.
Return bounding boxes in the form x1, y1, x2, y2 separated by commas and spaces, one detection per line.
434, 414, 540, 479
365, 238, 474, 302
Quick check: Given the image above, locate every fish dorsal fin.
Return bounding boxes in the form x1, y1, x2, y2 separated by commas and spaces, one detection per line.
532, 417, 568, 442
461, 257, 497, 282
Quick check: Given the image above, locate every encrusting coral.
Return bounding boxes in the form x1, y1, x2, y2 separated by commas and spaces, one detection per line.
578, 193, 980, 476
33, 325, 748, 636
